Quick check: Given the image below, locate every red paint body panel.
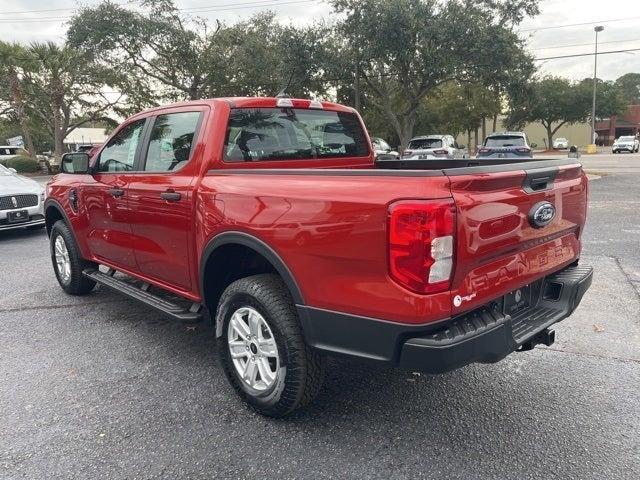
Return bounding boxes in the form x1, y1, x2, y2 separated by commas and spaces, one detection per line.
46, 97, 589, 326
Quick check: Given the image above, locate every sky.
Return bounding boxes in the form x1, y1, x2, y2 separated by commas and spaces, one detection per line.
1, 0, 639, 82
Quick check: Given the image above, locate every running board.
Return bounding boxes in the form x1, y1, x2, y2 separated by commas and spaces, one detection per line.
83, 269, 203, 323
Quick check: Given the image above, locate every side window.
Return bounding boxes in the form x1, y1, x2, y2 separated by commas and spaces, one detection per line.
143, 111, 201, 172
97, 120, 145, 173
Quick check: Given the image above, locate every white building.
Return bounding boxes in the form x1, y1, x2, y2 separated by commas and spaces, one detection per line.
63, 127, 109, 150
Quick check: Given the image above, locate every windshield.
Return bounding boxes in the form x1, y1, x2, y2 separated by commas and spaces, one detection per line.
408, 138, 442, 149
484, 135, 526, 147
224, 108, 369, 162
556, 138, 567, 142
619, 136, 635, 142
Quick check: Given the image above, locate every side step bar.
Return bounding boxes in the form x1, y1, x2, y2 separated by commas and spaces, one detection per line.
83, 269, 203, 323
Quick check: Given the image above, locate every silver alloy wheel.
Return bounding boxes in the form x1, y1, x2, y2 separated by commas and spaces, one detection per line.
227, 306, 280, 392
54, 235, 71, 284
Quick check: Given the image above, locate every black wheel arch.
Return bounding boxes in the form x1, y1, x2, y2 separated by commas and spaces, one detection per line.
44, 198, 72, 237
199, 232, 305, 313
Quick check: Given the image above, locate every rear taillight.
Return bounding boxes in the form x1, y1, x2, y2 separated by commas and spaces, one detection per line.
402, 149, 413, 156
478, 147, 490, 153
388, 199, 456, 294
516, 147, 531, 153
432, 149, 448, 155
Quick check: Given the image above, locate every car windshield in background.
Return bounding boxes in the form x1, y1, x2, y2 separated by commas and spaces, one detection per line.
407, 138, 442, 149
224, 108, 369, 162
619, 136, 635, 142
484, 136, 525, 147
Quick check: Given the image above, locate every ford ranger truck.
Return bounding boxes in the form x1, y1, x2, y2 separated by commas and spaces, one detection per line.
44, 97, 593, 417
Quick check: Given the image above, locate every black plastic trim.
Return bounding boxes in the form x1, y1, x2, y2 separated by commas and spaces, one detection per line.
44, 198, 74, 238
207, 168, 444, 177
199, 231, 304, 304
297, 263, 593, 373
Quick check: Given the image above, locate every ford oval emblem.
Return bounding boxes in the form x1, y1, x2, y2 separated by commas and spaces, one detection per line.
529, 201, 556, 228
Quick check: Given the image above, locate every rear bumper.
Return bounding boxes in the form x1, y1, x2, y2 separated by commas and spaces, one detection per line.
298, 263, 593, 373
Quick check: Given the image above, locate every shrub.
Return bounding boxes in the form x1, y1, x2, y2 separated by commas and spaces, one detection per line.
6, 156, 39, 173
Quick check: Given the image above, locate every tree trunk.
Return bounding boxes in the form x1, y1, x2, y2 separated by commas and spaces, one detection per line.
474, 128, 479, 153
8, 69, 36, 158
481, 115, 486, 143
467, 129, 472, 152
546, 125, 553, 150
492, 114, 498, 133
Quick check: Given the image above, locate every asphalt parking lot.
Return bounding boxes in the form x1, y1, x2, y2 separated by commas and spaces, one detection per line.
1, 153, 639, 479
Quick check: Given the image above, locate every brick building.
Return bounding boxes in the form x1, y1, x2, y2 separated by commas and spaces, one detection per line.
595, 104, 640, 146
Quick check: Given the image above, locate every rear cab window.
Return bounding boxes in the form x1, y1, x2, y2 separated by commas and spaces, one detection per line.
408, 138, 442, 149
484, 135, 526, 147
223, 108, 369, 162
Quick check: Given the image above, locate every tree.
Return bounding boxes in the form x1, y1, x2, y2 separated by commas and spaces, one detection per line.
506, 77, 591, 148
580, 79, 627, 119
0, 42, 37, 157
329, 0, 538, 147
20, 42, 124, 161
615, 73, 640, 104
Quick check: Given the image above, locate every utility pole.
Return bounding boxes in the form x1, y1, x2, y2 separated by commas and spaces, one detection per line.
590, 25, 604, 146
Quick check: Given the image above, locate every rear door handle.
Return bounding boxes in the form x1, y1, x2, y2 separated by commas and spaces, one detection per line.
160, 191, 181, 201
110, 188, 124, 198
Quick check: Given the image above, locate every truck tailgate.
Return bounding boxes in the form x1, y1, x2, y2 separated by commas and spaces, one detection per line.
446, 161, 588, 315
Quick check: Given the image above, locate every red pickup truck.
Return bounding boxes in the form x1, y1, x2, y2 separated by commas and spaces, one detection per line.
45, 97, 592, 417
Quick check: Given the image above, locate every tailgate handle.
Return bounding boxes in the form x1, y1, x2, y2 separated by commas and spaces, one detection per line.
523, 168, 558, 193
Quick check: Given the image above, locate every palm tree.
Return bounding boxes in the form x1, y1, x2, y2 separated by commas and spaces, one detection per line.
0, 41, 37, 158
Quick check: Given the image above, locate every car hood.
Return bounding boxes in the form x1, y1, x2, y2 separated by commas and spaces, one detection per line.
0, 174, 43, 195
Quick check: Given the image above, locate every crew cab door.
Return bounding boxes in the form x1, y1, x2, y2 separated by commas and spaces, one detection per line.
83, 118, 148, 269
126, 108, 205, 291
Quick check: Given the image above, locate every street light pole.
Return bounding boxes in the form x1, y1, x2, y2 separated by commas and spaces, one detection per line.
591, 25, 604, 146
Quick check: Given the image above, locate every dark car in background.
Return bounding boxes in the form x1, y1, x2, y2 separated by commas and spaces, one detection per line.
477, 132, 534, 159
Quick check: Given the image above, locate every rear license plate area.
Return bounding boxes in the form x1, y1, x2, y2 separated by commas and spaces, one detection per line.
7, 210, 29, 223
504, 285, 531, 315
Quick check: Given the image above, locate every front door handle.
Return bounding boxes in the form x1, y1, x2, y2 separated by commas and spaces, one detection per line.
160, 191, 181, 201
110, 188, 124, 198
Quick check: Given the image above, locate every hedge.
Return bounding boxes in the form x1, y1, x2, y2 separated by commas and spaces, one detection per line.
4, 156, 39, 173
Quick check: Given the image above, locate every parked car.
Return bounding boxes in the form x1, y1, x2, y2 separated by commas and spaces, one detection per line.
401, 135, 466, 160
0, 145, 29, 162
371, 137, 399, 159
612, 136, 639, 153
553, 137, 569, 150
45, 96, 592, 417
477, 132, 534, 159
0, 163, 45, 231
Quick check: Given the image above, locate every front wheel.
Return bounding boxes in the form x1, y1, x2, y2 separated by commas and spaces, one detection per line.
216, 274, 326, 417
50, 220, 97, 295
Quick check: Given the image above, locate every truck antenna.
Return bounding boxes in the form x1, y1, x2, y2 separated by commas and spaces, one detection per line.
276, 72, 294, 98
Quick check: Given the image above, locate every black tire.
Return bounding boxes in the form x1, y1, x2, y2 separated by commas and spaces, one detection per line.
50, 220, 97, 295
216, 274, 325, 417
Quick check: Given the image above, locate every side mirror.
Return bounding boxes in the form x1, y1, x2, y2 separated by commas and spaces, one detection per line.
61, 152, 90, 174
531, 142, 538, 148
8, 167, 17, 173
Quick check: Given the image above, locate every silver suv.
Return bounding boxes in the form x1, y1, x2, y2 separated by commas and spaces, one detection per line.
401, 135, 466, 160
477, 132, 534, 159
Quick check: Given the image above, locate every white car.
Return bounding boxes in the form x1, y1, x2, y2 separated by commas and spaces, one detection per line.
612, 136, 639, 153
371, 137, 399, 159
0, 164, 46, 231
402, 134, 467, 160
553, 137, 569, 149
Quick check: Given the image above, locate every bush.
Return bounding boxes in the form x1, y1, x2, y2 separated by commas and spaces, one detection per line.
6, 156, 39, 173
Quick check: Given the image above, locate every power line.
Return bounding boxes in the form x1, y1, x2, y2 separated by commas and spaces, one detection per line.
0, 0, 320, 17
534, 47, 640, 61
531, 38, 640, 51
521, 16, 640, 32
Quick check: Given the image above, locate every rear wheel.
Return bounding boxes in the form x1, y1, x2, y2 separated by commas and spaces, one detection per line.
50, 220, 97, 295
217, 274, 326, 417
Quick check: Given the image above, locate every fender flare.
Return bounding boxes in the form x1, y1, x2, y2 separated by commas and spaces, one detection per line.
44, 198, 74, 238
199, 231, 305, 305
